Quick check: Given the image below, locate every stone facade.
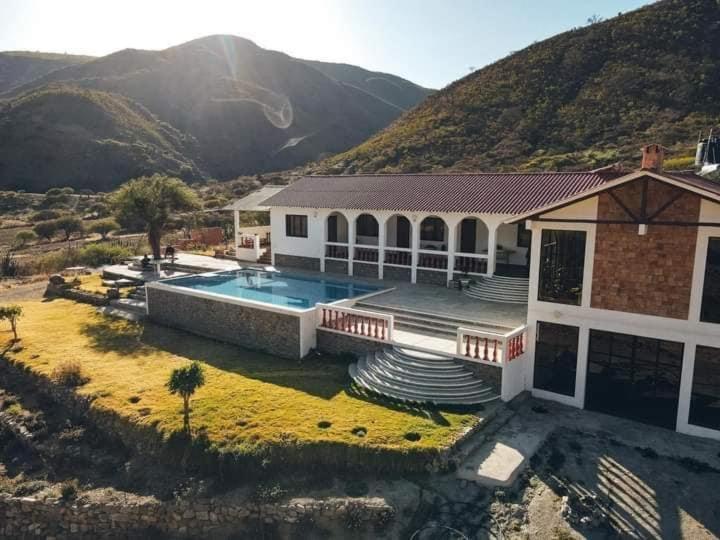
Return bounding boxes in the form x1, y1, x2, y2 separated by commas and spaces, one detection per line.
382, 266, 411, 282
274, 253, 321, 271
353, 262, 379, 279
44, 284, 109, 306
416, 269, 448, 286
591, 178, 700, 319
147, 287, 301, 359
316, 329, 388, 357
0, 492, 393, 539
325, 259, 348, 275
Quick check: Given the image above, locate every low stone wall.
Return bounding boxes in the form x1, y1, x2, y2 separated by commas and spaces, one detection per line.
316, 329, 388, 357
0, 492, 393, 539
44, 284, 109, 307
383, 266, 411, 282
274, 253, 321, 272
146, 287, 301, 359
325, 259, 348, 275
353, 262, 379, 279
416, 269, 448, 286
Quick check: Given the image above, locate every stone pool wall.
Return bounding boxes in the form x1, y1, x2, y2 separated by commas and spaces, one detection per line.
274, 254, 321, 272
146, 286, 303, 359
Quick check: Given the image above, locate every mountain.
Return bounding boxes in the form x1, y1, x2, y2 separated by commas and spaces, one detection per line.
0, 85, 204, 192
315, 0, 720, 175
0, 36, 432, 190
0, 51, 93, 93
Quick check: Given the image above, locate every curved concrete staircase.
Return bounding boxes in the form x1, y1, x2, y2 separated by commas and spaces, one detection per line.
464, 275, 529, 304
349, 346, 499, 406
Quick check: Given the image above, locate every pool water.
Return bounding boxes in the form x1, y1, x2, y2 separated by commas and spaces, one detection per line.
165, 269, 384, 310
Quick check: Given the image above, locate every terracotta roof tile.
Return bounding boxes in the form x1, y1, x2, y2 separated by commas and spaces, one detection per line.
262, 172, 625, 214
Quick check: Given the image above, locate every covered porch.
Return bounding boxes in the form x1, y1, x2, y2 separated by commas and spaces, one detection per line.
322, 210, 530, 284
224, 186, 284, 263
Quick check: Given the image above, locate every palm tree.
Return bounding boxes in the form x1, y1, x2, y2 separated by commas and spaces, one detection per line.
166, 361, 206, 433
111, 175, 200, 260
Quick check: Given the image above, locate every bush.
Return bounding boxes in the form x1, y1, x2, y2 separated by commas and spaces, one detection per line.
60, 479, 78, 501
30, 209, 63, 222
0, 251, 20, 277
51, 361, 89, 387
77, 244, 131, 267
13, 230, 37, 248
55, 216, 84, 241
33, 220, 59, 241
87, 218, 120, 240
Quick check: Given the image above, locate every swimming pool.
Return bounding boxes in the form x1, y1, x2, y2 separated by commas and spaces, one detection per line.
164, 269, 385, 310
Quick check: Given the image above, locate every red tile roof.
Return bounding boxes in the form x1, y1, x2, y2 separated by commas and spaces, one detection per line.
262, 172, 626, 214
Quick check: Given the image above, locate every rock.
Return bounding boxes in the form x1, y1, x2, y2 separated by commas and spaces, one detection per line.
49, 274, 66, 285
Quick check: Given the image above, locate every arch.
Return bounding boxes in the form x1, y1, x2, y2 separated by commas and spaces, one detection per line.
355, 213, 379, 245
454, 216, 489, 254
326, 211, 348, 243
385, 214, 412, 248
419, 215, 449, 251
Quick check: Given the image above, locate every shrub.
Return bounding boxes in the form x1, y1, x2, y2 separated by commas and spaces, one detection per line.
13, 230, 37, 248
0, 304, 23, 341
30, 209, 63, 222
51, 361, 89, 387
55, 215, 84, 241
350, 426, 367, 438
0, 251, 21, 278
33, 220, 59, 241
77, 244, 131, 267
88, 218, 120, 240
317, 420, 332, 429
404, 432, 421, 442
60, 480, 78, 501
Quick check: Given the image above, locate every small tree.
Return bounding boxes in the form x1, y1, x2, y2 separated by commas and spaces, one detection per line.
167, 361, 205, 432
33, 220, 59, 241
55, 216, 84, 241
88, 218, 120, 240
13, 230, 38, 248
111, 175, 200, 259
0, 305, 23, 341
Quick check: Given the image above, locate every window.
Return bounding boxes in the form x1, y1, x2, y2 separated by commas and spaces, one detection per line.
700, 238, 720, 323
689, 345, 720, 431
538, 229, 586, 305
327, 215, 338, 242
356, 214, 378, 237
533, 321, 579, 397
421, 217, 445, 242
285, 214, 308, 238
517, 222, 532, 249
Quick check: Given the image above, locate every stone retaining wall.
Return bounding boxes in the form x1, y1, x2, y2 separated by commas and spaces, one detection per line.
274, 254, 321, 272
324, 259, 348, 275
353, 262, 379, 279
44, 284, 109, 307
416, 269, 448, 286
316, 329, 388, 357
383, 266, 411, 282
0, 492, 393, 539
146, 287, 301, 359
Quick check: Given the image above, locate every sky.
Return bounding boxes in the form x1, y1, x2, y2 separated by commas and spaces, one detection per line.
0, 0, 650, 89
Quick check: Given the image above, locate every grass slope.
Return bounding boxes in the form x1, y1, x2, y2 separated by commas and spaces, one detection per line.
317, 0, 720, 174
0, 85, 204, 191
2, 300, 475, 457
0, 51, 92, 93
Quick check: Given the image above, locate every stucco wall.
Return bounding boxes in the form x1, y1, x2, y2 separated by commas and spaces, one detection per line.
591, 178, 700, 319
146, 287, 301, 359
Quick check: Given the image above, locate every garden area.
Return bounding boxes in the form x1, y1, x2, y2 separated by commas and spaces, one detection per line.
0, 299, 479, 472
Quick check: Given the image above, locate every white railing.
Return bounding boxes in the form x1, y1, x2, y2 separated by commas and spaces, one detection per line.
456, 325, 527, 364
316, 303, 393, 341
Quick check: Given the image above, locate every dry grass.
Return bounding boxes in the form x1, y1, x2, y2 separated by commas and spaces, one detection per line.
75, 274, 129, 298
0, 300, 477, 454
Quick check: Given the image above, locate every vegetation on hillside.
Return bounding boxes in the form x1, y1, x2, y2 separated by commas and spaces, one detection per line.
315, 0, 720, 174
0, 51, 92, 93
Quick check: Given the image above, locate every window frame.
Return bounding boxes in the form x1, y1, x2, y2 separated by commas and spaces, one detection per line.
700, 237, 720, 324
533, 321, 580, 397
420, 217, 446, 243
285, 214, 308, 238
516, 221, 532, 249
537, 228, 587, 306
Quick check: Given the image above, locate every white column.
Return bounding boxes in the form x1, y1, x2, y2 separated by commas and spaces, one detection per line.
347, 215, 355, 276
378, 216, 386, 280
487, 223, 498, 276
410, 217, 419, 283
446, 221, 456, 284
233, 210, 241, 255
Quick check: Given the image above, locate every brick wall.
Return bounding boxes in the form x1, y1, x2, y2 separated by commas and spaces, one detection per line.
591, 178, 700, 319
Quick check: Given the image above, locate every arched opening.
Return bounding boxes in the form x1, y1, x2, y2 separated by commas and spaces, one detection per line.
455, 217, 489, 254
326, 212, 348, 243
385, 215, 411, 248
419, 216, 448, 251
355, 214, 379, 246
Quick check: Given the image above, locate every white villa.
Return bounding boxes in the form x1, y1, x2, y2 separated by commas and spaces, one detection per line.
153, 145, 720, 441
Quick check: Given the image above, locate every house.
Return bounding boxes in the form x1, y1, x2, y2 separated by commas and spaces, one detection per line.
203, 145, 720, 440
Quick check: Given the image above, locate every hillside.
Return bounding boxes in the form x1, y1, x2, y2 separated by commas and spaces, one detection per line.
315, 0, 720, 174
0, 51, 93, 93
0, 35, 431, 190
0, 85, 203, 191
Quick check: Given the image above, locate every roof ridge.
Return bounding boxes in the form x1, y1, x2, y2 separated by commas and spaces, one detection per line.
304, 170, 611, 178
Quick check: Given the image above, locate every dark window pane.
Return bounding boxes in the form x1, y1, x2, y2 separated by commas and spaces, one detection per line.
421, 217, 445, 242
533, 321, 579, 397
285, 215, 308, 238
517, 222, 532, 249
357, 214, 378, 237
327, 215, 337, 242
586, 329, 683, 430
701, 238, 720, 323
689, 345, 720, 431
538, 229, 586, 305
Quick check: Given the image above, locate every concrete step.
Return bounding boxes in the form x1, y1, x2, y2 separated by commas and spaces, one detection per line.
383, 349, 462, 371
370, 353, 473, 381
110, 298, 146, 314
463, 275, 529, 304
361, 357, 486, 391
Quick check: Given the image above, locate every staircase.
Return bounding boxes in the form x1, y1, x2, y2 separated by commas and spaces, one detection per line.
349, 346, 499, 406
99, 286, 147, 321
464, 275, 529, 304
257, 247, 272, 265
354, 302, 513, 339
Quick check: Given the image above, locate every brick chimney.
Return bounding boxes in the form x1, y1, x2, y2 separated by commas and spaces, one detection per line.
641, 144, 665, 172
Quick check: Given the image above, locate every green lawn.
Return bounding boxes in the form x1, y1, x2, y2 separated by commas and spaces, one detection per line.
1, 300, 477, 456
